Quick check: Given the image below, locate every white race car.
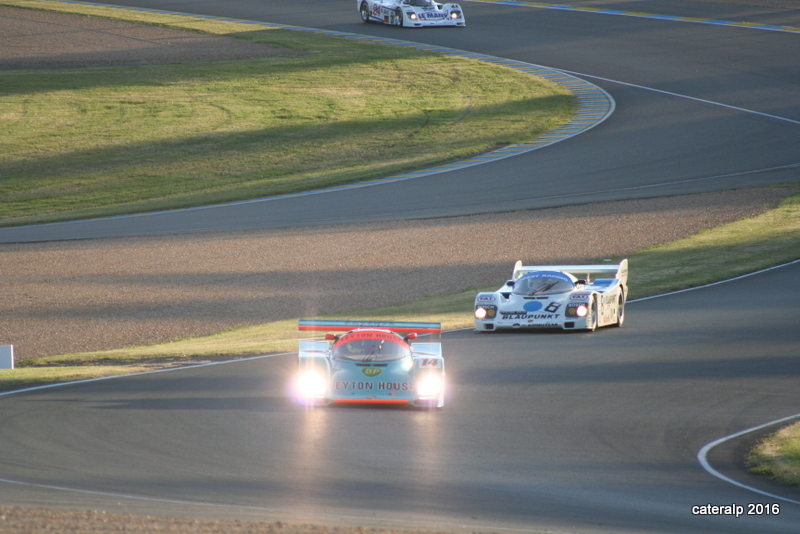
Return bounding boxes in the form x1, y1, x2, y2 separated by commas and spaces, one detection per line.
358, 0, 466, 27
474, 260, 629, 332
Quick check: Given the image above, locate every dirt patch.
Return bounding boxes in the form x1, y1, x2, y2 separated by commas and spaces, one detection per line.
0, 506, 454, 534
0, 5, 299, 70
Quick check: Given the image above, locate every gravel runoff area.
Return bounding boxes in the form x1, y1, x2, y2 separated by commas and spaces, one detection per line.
0, 4, 795, 534
2, 188, 791, 360
0, 507, 459, 534
0, 5, 302, 70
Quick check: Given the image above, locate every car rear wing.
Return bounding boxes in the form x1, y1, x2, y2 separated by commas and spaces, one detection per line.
512, 259, 628, 285
299, 340, 331, 358
298, 319, 442, 335
410, 342, 443, 360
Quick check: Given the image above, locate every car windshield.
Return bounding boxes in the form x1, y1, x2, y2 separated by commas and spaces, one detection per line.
512, 274, 575, 296
332, 332, 410, 362
404, 0, 434, 6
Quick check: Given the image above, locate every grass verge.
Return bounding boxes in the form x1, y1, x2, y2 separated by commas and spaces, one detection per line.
0, 365, 154, 393
0, 0, 574, 226
7, 182, 799, 379
748, 422, 800, 487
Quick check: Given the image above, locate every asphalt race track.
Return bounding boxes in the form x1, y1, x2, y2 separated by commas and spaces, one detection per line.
2, 264, 800, 533
2, 1, 800, 532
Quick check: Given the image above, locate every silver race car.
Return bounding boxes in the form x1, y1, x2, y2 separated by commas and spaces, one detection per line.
474, 260, 629, 332
358, 0, 466, 27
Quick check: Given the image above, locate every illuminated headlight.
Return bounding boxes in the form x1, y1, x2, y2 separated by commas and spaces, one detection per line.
450, 11, 461, 18
417, 373, 443, 397
408, 12, 417, 20
475, 305, 497, 319
297, 370, 327, 398
566, 304, 588, 318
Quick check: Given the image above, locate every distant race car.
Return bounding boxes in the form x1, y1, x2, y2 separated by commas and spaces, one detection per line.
293, 319, 446, 408
474, 260, 629, 332
358, 0, 466, 27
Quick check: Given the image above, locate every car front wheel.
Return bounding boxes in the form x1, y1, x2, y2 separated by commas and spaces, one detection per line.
588, 296, 599, 331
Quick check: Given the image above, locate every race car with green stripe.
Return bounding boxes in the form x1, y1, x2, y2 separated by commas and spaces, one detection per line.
293, 320, 445, 408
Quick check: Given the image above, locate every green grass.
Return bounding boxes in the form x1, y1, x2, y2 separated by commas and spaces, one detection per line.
615, 185, 800, 297
0, 365, 155, 392
0, 0, 574, 226
748, 421, 800, 487
9, 182, 800, 375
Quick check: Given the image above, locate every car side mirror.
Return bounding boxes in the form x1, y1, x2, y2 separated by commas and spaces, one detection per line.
505, 280, 515, 287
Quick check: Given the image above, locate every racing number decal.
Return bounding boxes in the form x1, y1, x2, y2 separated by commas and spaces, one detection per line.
544, 302, 561, 313
419, 358, 441, 368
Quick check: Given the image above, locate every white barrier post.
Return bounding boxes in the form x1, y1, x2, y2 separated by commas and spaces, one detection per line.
0, 345, 14, 369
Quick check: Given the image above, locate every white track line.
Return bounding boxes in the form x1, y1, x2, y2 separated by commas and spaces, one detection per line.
697, 414, 800, 506
631, 258, 800, 303
558, 69, 800, 126
634, 259, 800, 505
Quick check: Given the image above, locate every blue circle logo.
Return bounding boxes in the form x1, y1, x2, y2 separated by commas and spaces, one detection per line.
523, 301, 543, 312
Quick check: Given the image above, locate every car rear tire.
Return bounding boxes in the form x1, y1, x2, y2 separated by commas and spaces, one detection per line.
360, 2, 370, 22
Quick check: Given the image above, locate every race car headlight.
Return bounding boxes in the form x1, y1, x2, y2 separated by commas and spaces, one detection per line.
566, 304, 588, 318
297, 370, 327, 398
408, 12, 417, 20
417, 373, 443, 397
475, 305, 497, 319
450, 11, 461, 18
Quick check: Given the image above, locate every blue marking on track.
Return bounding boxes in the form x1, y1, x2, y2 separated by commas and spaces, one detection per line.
25, 0, 615, 220
474, 0, 800, 34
